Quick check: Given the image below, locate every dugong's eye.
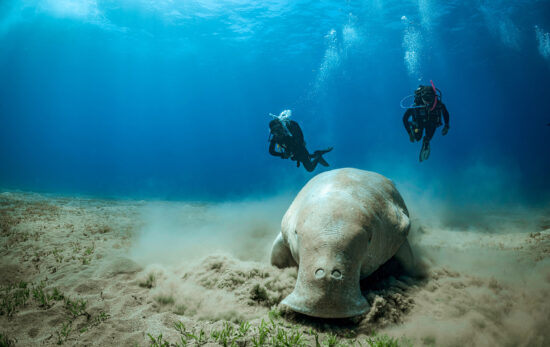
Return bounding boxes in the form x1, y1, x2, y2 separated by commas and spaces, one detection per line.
294, 229, 298, 235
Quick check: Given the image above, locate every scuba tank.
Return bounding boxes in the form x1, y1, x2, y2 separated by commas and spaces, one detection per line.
268, 110, 294, 158
413, 82, 443, 126
269, 110, 293, 137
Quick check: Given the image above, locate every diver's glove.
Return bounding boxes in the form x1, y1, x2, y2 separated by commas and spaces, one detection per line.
442, 125, 449, 136
408, 131, 415, 142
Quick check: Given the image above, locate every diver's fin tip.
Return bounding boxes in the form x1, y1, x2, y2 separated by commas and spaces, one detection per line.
314, 147, 333, 156
318, 158, 329, 167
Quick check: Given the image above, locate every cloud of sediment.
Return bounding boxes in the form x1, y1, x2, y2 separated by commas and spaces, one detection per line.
129, 196, 292, 266
125, 163, 549, 343
389, 212, 550, 346
379, 155, 550, 345
128, 195, 298, 320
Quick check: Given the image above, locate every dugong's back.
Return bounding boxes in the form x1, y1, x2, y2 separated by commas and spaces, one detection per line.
271, 168, 412, 318
287, 168, 408, 224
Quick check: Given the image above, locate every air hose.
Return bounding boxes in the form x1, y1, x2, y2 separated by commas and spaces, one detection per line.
429, 80, 438, 111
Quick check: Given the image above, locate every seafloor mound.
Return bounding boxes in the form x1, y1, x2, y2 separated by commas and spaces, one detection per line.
0, 191, 549, 346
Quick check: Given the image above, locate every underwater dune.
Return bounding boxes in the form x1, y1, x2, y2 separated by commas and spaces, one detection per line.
0, 191, 549, 346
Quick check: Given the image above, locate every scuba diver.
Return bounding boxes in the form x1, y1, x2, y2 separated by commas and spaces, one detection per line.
402, 81, 450, 162
268, 110, 333, 172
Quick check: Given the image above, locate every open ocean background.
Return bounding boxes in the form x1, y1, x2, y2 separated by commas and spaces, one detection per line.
1, 0, 549, 205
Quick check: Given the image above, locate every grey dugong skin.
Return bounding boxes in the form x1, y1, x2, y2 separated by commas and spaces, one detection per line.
270, 168, 413, 318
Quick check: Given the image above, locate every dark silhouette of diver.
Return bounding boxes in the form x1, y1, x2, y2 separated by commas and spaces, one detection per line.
268, 110, 333, 172
402, 81, 450, 162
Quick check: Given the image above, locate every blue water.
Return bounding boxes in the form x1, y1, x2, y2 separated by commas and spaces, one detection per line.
1, 0, 549, 203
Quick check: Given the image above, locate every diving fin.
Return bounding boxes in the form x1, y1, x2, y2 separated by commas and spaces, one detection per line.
313, 147, 332, 167
314, 147, 333, 156
419, 141, 430, 162
317, 157, 329, 167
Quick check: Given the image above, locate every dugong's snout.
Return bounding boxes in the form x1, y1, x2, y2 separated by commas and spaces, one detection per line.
281, 266, 369, 318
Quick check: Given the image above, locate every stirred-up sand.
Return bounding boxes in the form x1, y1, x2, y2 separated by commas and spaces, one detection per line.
0, 191, 549, 346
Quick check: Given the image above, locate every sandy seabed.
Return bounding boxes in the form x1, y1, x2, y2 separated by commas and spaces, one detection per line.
0, 191, 549, 346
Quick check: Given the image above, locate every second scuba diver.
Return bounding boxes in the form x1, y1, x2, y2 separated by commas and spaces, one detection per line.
268, 110, 333, 172
402, 81, 450, 162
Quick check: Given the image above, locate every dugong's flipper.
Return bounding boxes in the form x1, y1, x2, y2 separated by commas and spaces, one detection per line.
270, 232, 297, 268
393, 239, 416, 274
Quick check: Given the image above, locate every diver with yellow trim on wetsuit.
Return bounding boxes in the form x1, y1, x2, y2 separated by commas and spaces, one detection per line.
402, 81, 450, 162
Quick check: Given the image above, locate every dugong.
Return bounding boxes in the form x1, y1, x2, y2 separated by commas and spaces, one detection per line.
270, 168, 414, 318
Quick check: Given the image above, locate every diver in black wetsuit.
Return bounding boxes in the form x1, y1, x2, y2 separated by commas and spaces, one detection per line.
268, 111, 333, 172
402, 84, 450, 162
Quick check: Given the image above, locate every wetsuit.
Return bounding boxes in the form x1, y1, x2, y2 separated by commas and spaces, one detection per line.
268, 119, 330, 172
402, 102, 450, 143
